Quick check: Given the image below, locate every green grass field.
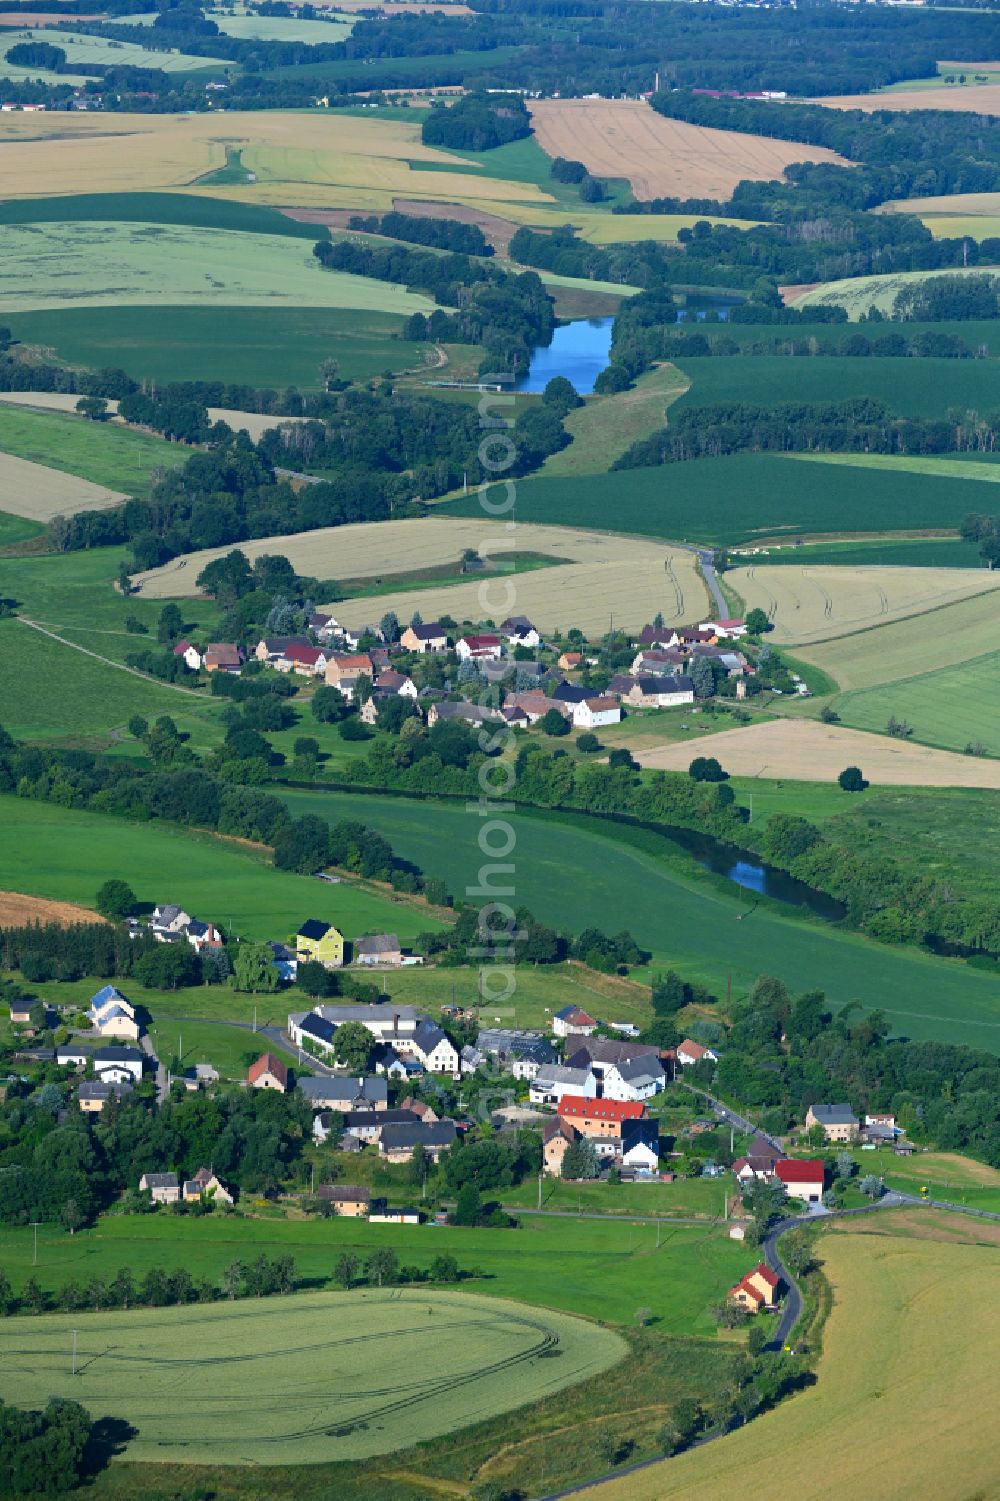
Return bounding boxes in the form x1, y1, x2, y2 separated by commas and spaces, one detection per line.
0, 405, 185, 493
0, 25, 226, 73
503, 1176, 729, 1219
280, 789, 1000, 1047
539, 363, 689, 478
0, 1211, 751, 1333
0, 793, 442, 946
0, 222, 436, 315
672, 354, 1000, 419
268, 44, 520, 84
0, 1288, 625, 1465
9, 305, 426, 389
0, 510, 43, 550
749, 537, 980, 568
0, 192, 324, 239
443, 451, 997, 545
794, 267, 1000, 318
835, 651, 1000, 756
209, 11, 355, 41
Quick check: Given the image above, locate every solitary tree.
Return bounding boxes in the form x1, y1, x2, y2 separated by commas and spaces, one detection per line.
231, 942, 279, 994
366, 1247, 398, 1288
745, 607, 770, 636
838, 765, 868, 793
95, 878, 138, 921
333, 1020, 375, 1074
334, 1252, 359, 1288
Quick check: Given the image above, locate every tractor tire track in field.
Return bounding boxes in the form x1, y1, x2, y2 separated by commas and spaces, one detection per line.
663, 554, 684, 618
16, 616, 207, 697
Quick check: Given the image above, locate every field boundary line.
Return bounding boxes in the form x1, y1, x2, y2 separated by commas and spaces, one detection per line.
16, 616, 209, 698
786, 578, 1000, 656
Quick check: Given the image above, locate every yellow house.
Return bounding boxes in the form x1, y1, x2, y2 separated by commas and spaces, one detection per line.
296, 919, 344, 969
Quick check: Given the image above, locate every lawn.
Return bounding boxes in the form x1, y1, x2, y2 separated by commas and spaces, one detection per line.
0, 509, 43, 549
588, 1212, 1000, 1501
279, 789, 1000, 1047
0, 794, 443, 947
0, 1287, 625, 1465
0, 404, 186, 493
503, 1176, 729, 1219
671, 354, 1000, 418
0, 1210, 753, 1333
0, 222, 436, 315
441, 450, 1000, 546
9, 305, 427, 390
835, 651, 1000, 756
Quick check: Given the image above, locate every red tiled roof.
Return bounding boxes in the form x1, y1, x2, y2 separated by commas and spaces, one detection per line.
284, 644, 322, 666
749, 1261, 779, 1288
248, 1052, 288, 1086
559, 1095, 645, 1123
775, 1158, 824, 1184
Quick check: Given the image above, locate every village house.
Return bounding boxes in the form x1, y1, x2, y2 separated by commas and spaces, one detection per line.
78, 1079, 133, 1113
290, 1003, 422, 1047
529, 1064, 598, 1107
150, 903, 192, 938
295, 919, 344, 969
613, 674, 696, 709
676, 1039, 718, 1068
476, 1028, 558, 1081
248, 1052, 288, 1092
298, 1074, 388, 1111
700, 618, 747, 641
400, 621, 450, 653
92, 1045, 144, 1084
354, 933, 402, 968
558, 1095, 646, 1156
308, 610, 341, 643
8, 999, 33, 1026
572, 696, 622, 730
503, 691, 569, 725
635, 624, 680, 649
185, 918, 224, 953
203, 642, 242, 674
268, 941, 298, 982
732, 1134, 783, 1185
190, 1167, 234, 1203
567, 1038, 666, 1102
543, 1116, 578, 1175
456, 633, 503, 662
677, 627, 717, 646
630, 648, 687, 675
318, 1184, 371, 1217
256, 635, 311, 664
426, 699, 501, 729
324, 653, 374, 700
57, 1043, 90, 1069
327, 1106, 421, 1145
621, 1118, 660, 1173
173, 640, 203, 671
376, 669, 417, 698
279, 643, 327, 677
775, 1158, 825, 1205
140, 1171, 180, 1204
406, 1020, 460, 1074
729, 1262, 780, 1313
557, 651, 583, 671
379, 1120, 458, 1163
552, 1005, 598, 1039
502, 704, 530, 729
806, 1103, 860, 1143
500, 615, 541, 648
87, 985, 140, 1041
401, 1096, 439, 1123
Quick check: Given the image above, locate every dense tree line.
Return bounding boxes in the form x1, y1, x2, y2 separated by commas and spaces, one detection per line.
612, 397, 1000, 470
0, 1254, 298, 1317
0, 1395, 93, 1496
611, 323, 982, 375
421, 90, 530, 150
315, 237, 554, 374
0, 922, 157, 982
348, 210, 492, 257
891, 273, 1000, 322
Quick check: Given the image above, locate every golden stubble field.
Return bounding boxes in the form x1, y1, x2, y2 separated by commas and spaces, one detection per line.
585, 1212, 1000, 1501
528, 99, 852, 201
636, 718, 1000, 788
134, 515, 710, 634
730, 562, 1000, 646
818, 82, 1000, 114
0, 111, 555, 211
0, 449, 125, 521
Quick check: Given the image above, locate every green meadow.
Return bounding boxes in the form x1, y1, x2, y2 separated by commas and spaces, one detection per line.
0, 1211, 750, 1334
281, 789, 1000, 1047
0, 26, 225, 74
753, 537, 981, 568
9, 305, 427, 389
443, 450, 997, 545
0, 794, 441, 947
0, 405, 185, 493
0, 511, 43, 550
0, 192, 323, 239
835, 652, 1000, 756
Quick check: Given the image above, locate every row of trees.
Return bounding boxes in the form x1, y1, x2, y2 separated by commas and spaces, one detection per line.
348, 210, 492, 257
0, 1253, 297, 1317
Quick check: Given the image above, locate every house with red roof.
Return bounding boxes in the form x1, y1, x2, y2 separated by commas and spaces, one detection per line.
775, 1158, 825, 1205
172, 641, 203, 671
676, 1039, 719, 1068
558, 1096, 645, 1154
280, 642, 327, 677
456, 633, 502, 662
729, 1262, 780, 1313
552, 1005, 598, 1038
248, 1052, 288, 1092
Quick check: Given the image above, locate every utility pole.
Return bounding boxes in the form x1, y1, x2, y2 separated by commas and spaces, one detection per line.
31, 1221, 40, 1266
71, 1329, 78, 1377
537, 1171, 542, 1210
748, 792, 753, 825
656, 1218, 661, 1249
253, 1006, 257, 1035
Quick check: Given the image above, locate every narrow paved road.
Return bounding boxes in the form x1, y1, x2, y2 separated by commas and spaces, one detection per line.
697, 548, 729, 618
140, 1034, 168, 1105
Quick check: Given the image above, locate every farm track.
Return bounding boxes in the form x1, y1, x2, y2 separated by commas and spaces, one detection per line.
17, 617, 207, 698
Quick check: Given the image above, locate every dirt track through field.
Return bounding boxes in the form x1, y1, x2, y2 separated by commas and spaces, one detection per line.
528, 99, 852, 201
635, 718, 1000, 788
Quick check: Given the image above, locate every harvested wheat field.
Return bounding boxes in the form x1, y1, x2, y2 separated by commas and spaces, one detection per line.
635, 718, 1000, 788
0, 890, 103, 926
797, 588, 1000, 692
0, 449, 125, 521
818, 83, 1000, 114
585, 1213, 1000, 1501
0, 390, 306, 442
730, 563, 1000, 646
135, 515, 709, 633
528, 99, 852, 202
